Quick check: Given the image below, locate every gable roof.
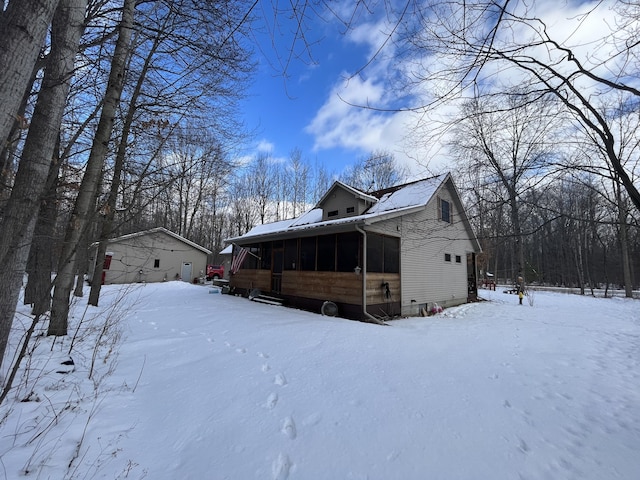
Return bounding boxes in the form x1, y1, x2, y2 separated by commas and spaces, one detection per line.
228, 174, 455, 243
316, 180, 379, 206
104, 227, 212, 255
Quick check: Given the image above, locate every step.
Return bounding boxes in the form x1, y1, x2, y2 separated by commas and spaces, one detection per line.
251, 297, 283, 306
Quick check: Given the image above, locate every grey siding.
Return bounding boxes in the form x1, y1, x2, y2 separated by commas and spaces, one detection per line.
398, 184, 476, 315
321, 186, 371, 220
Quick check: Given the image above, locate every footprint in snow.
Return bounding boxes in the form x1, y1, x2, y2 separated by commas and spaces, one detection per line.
272, 453, 291, 480
262, 364, 271, 372
266, 392, 278, 409
302, 412, 322, 427
236, 348, 246, 354
274, 373, 287, 386
281, 416, 297, 439
518, 438, 529, 453
258, 352, 269, 359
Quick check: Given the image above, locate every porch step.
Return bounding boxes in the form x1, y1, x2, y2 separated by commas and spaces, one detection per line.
250, 294, 285, 306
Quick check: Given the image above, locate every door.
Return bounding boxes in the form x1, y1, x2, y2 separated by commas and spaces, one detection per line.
181, 262, 192, 282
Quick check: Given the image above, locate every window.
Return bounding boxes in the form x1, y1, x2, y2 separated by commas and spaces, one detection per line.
455, 255, 461, 263
153, 259, 160, 268
445, 253, 451, 262
383, 236, 400, 273
317, 234, 336, 271
366, 233, 399, 273
337, 232, 360, 272
367, 234, 383, 272
346, 206, 355, 214
284, 238, 298, 270
243, 245, 259, 269
261, 242, 272, 270
439, 197, 451, 223
300, 237, 317, 270
328, 210, 339, 217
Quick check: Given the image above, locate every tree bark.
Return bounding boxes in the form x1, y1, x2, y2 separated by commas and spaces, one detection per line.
49, 0, 136, 336
616, 182, 633, 298
0, 0, 86, 368
0, 0, 60, 148
24, 160, 60, 316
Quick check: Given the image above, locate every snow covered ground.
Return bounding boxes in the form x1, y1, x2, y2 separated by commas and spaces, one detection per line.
1, 282, 639, 480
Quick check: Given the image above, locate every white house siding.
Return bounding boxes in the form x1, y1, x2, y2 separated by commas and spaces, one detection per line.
398, 184, 476, 315
100, 231, 208, 285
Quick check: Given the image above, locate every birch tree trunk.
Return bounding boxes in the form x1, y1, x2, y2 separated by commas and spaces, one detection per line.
0, 0, 60, 148
49, 0, 136, 336
0, 0, 86, 368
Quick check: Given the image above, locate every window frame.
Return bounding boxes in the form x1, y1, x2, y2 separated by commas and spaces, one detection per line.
439, 197, 451, 223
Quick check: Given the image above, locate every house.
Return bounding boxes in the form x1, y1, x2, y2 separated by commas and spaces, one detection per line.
226, 173, 481, 321
89, 227, 212, 285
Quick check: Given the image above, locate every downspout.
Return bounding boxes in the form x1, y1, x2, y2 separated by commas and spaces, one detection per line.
355, 224, 386, 325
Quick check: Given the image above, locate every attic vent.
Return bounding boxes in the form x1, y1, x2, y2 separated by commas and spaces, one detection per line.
328, 210, 339, 217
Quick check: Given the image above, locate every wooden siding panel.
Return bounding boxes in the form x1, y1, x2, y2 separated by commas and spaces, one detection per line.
281, 271, 362, 303
365, 273, 400, 305
230, 269, 271, 292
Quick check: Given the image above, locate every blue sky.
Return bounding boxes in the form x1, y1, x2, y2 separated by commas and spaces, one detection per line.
238, 4, 429, 179
237, 0, 619, 180
243, 31, 367, 174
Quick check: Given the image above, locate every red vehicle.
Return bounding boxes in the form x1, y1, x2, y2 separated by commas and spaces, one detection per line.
206, 264, 224, 281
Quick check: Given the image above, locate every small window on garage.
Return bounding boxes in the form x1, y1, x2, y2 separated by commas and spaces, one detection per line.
444, 253, 451, 262
154, 259, 160, 268
455, 255, 461, 263
346, 206, 355, 214
328, 210, 339, 217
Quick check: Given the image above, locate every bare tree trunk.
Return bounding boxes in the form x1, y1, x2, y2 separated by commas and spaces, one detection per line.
49, 0, 135, 336
616, 185, 633, 298
0, 0, 60, 148
0, 61, 41, 203
89, 20, 167, 306
24, 162, 60, 316
0, 0, 86, 367
73, 225, 90, 297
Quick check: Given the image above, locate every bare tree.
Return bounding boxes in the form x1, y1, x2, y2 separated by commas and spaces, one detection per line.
251, 152, 276, 224
0, 0, 87, 367
288, 148, 311, 217
452, 93, 561, 283
402, 0, 640, 214
49, 0, 136, 337
341, 150, 407, 192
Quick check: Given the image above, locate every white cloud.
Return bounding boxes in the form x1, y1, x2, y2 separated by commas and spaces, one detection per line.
305, 74, 440, 178
256, 139, 275, 153
305, 0, 634, 180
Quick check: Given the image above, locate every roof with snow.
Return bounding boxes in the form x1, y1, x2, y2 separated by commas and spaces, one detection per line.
227, 174, 451, 243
